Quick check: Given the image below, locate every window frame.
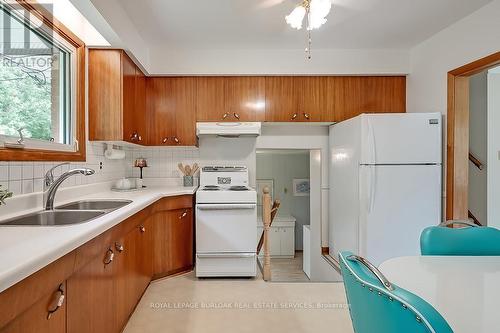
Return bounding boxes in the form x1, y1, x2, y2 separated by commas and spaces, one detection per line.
0, 0, 85, 161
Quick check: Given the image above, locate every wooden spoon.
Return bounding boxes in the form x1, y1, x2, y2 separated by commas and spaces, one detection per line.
178, 163, 186, 175
185, 165, 192, 176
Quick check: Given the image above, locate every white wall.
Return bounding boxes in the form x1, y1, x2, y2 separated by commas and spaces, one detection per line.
149, 48, 410, 75
487, 71, 500, 228
469, 72, 488, 225
256, 151, 310, 250
408, 0, 500, 115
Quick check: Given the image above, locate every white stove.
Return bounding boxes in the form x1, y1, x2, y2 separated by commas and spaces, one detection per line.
195, 166, 257, 277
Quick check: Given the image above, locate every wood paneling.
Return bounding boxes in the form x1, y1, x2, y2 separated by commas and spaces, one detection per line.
67, 248, 116, 333
147, 78, 196, 146
224, 77, 266, 122
196, 77, 225, 121
0, 283, 66, 333
1, 194, 194, 333
265, 76, 406, 123
299, 76, 330, 122
152, 208, 194, 278
147, 78, 175, 145
152, 195, 193, 212
0, 252, 75, 330
89, 50, 147, 145
265, 77, 300, 122
88, 49, 123, 141
122, 53, 138, 143
134, 66, 147, 144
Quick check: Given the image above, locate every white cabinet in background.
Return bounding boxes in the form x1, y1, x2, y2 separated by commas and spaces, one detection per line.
257, 216, 296, 258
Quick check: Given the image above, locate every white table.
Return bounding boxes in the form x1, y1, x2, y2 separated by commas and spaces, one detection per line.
379, 256, 500, 333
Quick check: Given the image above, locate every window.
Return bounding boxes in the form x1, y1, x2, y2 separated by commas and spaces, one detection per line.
0, 0, 85, 160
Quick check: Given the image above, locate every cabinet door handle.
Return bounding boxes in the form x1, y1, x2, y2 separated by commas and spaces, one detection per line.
47, 284, 65, 320
303, 112, 310, 120
222, 113, 229, 120
139, 225, 146, 233
162, 137, 168, 144
130, 131, 139, 141
291, 113, 298, 120
233, 112, 240, 120
173, 136, 180, 144
103, 248, 114, 265
115, 242, 124, 252
179, 210, 188, 219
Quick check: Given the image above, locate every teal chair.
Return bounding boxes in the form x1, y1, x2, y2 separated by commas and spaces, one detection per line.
339, 251, 453, 333
420, 220, 500, 256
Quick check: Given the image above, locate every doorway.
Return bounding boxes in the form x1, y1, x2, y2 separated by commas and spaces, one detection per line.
447, 51, 500, 221
256, 149, 310, 282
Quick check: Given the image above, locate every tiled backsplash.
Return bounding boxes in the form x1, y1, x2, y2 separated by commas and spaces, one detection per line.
126, 147, 200, 179
1, 138, 253, 196
0, 143, 127, 195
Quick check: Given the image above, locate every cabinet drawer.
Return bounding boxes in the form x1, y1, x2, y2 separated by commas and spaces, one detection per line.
153, 195, 193, 212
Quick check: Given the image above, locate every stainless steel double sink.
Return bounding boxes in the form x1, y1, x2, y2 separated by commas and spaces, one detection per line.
0, 200, 132, 226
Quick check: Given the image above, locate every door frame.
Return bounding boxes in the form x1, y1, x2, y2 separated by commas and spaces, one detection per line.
447, 51, 500, 220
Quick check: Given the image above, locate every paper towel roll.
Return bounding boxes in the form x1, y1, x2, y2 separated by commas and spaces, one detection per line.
104, 144, 125, 160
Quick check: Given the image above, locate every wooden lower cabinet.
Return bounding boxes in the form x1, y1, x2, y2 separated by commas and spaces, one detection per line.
0, 195, 193, 333
67, 247, 116, 333
115, 219, 153, 331
153, 208, 194, 278
0, 283, 66, 333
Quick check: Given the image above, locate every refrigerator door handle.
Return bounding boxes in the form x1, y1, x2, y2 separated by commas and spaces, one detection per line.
367, 117, 376, 165
369, 166, 376, 213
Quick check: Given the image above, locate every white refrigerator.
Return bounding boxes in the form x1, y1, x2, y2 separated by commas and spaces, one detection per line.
329, 113, 442, 266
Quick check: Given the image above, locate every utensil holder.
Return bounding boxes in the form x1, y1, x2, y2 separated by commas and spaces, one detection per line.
183, 175, 194, 187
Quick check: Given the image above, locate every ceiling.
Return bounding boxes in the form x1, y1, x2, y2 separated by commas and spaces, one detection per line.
118, 0, 492, 50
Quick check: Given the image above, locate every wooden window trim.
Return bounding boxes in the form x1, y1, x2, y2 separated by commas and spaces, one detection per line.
0, 0, 86, 162
446, 51, 500, 220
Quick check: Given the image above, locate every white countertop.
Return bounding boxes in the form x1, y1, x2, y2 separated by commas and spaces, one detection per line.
379, 256, 500, 333
0, 183, 197, 293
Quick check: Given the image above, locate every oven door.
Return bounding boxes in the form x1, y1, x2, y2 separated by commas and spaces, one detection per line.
196, 203, 257, 253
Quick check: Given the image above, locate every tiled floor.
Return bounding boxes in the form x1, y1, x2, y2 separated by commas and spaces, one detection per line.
124, 271, 353, 333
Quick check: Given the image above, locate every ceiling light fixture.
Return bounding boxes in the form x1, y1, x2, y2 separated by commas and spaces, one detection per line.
285, 0, 332, 59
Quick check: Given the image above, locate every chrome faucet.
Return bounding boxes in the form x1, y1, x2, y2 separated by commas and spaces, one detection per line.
44, 163, 95, 210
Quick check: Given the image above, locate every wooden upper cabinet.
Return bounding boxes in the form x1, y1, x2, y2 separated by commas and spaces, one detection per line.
196, 77, 265, 122
265, 76, 405, 123
265, 77, 299, 122
133, 66, 147, 144
196, 77, 225, 121
265, 77, 334, 122
299, 77, 332, 122
88, 49, 122, 141
89, 49, 147, 144
147, 78, 197, 146
332, 76, 406, 122
224, 77, 266, 122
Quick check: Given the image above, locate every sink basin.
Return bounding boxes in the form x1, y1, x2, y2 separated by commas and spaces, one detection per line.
56, 200, 132, 211
0, 210, 105, 226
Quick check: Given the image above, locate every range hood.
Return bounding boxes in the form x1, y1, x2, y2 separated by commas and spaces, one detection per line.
196, 122, 261, 137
